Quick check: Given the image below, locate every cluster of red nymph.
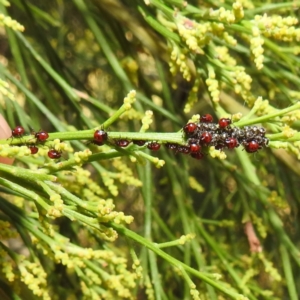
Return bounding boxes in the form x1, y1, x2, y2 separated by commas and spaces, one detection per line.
10, 126, 61, 159
93, 129, 161, 151
10, 115, 269, 161
165, 114, 269, 160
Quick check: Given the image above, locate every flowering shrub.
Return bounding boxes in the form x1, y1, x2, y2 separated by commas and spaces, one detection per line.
1, 1, 300, 299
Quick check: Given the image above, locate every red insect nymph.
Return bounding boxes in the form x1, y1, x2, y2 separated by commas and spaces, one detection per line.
35, 130, 49, 142
12, 126, 25, 138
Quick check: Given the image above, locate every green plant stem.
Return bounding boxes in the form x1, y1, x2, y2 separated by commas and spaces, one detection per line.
102, 104, 132, 129
0, 164, 56, 183
0, 131, 185, 145
236, 148, 300, 266
234, 102, 300, 127
15, 32, 79, 101
0, 177, 51, 211
155, 239, 185, 249
279, 245, 298, 300
110, 223, 247, 300
195, 220, 254, 298
73, 0, 131, 90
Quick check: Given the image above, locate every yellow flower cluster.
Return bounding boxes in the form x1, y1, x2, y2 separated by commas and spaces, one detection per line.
230, 66, 253, 99
209, 146, 227, 160
252, 97, 273, 115
153, 157, 165, 168
140, 110, 153, 132
233, 1, 244, 20
258, 252, 282, 282
205, 68, 220, 102
267, 190, 289, 211
73, 149, 92, 164
250, 212, 267, 239
19, 260, 51, 300
120, 108, 144, 121
47, 194, 63, 218
0, 13, 24, 31
188, 114, 200, 123
210, 1, 245, 23
2, 259, 15, 282
190, 287, 201, 300
101, 171, 119, 196
31, 237, 139, 299
62, 167, 105, 199
282, 125, 297, 138
178, 233, 196, 245
250, 27, 264, 69
177, 21, 209, 54
184, 78, 200, 113
215, 46, 237, 66
281, 110, 300, 124
188, 176, 205, 193
145, 275, 155, 300
131, 259, 143, 279
0, 145, 31, 158
97, 199, 134, 224
39, 215, 55, 237
112, 158, 143, 186
169, 45, 192, 81
0, 78, 15, 102
255, 14, 300, 42
123, 90, 137, 110
249, 14, 300, 69
221, 31, 237, 46
291, 142, 300, 160
0, 220, 18, 239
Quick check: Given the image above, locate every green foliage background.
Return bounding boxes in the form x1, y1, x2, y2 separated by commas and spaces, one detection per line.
1, 0, 300, 299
